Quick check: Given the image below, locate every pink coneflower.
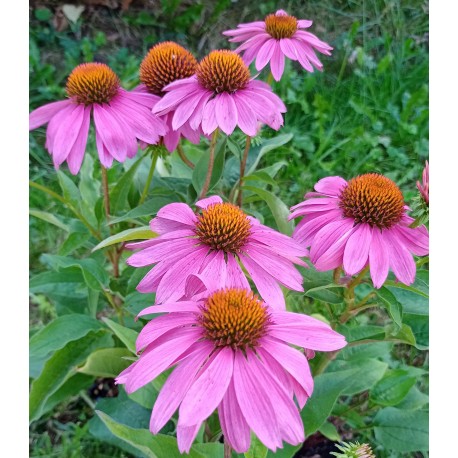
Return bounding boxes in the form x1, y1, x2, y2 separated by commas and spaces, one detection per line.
223, 9, 333, 81
416, 160, 429, 205
290, 174, 429, 288
126, 195, 307, 308
29, 63, 167, 174
116, 276, 346, 453
136, 41, 205, 152
152, 50, 286, 136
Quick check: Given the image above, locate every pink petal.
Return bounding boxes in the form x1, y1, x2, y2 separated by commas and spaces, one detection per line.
150, 341, 214, 433
177, 424, 201, 454
233, 351, 282, 450
392, 225, 429, 256
385, 231, 416, 285
196, 195, 223, 209
226, 255, 251, 290
297, 19, 313, 28
29, 99, 73, 130
157, 202, 198, 225
279, 38, 299, 60
343, 223, 373, 275
179, 347, 234, 426
232, 93, 258, 136
314, 176, 347, 196
198, 250, 227, 290
201, 98, 218, 135
66, 105, 91, 174
215, 93, 238, 135
369, 228, 390, 288
172, 91, 211, 130
255, 39, 277, 71
137, 301, 201, 317
270, 42, 285, 81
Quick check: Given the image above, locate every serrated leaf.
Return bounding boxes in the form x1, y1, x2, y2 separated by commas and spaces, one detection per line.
102, 318, 138, 354
370, 369, 417, 406
93, 226, 157, 252
373, 407, 428, 452
30, 329, 113, 422
79, 348, 132, 378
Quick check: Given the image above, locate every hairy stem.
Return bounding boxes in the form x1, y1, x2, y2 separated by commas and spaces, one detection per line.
199, 129, 219, 200
177, 142, 195, 169
139, 151, 159, 205
101, 165, 111, 224
224, 441, 232, 458
236, 136, 251, 207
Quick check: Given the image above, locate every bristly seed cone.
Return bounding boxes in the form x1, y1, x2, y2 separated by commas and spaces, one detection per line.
195, 202, 251, 253
140, 41, 198, 94
196, 50, 250, 93
339, 173, 405, 229
200, 288, 270, 349
265, 13, 298, 39
66, 63, 120, 105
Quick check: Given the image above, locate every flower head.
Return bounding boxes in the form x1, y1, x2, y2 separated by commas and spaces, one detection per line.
126, 195, 308, 308
331, 441, 376, 458
223, 9, 333, 81
290, 174, 429, 288
29, 62, 167, 174
116, 276, 346, 453
416, 160, 429, 205
152, 50, 286, 136
136, 42, 204, 152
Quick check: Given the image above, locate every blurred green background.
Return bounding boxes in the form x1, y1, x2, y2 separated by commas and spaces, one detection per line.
29, 1, 428, 456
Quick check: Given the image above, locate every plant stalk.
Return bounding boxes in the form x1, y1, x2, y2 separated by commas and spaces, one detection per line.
177, 142, 195, 169
199, 129, 219, 200
101, 165, 111, 223
236, 136, 251, 207
224, 441, 232, 458
139, 151, 159, 205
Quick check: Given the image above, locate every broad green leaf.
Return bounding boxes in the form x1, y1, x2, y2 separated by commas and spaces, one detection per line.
243, 185, 293, 235
373, 407, 428, 452
192, 137, 226, 194
93, 226, 157, 252
29, 209, 69, 232
29, 270, 84, 290
403, 313, 429, 349
58, 231, 91, 255
396, 386, 429, 410
245, 434, 268, 458
41, 254, 109, 290
111, 153, 146, 213
244, 171, 277, 187
57, 170, 81, 207
336, 324, 386, 342
109, 194, 177, 224
386, 323, 417, 346
370, 369, 417, 406
103, 317, 138, 354
246, 134, 293, 175
87, 288, 99, 317
96, 411, 208, 458
337, 341, 393, 362
318, 421, 340, 441
30, 329, 113, 422
304, 283, 345, 305
376, 287, 403, 331
41, 373, 93, 417
79, 347, 132, 378
79, 153, 99, 226
128, 383, 159, 410
29, 314, 104, 378
266, 443, 302, 458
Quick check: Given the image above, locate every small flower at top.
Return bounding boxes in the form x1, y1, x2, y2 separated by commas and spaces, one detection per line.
152, 50, 286, 136
126, 195, 308, 308
411, 160, 429, 227
29, 63, 167, 174
290, 174, 429, 288
223, 9, 333, 81
116, 274, 346, 454
417, 160, 429, 206
135, 41, 206, 152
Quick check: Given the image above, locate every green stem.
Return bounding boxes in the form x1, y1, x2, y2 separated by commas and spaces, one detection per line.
79, 390, 96, 409
139, 151, 159, 205
176, 142, 195, 169
333, 266, 342, 284
266, 71, 274, 85
102, 289, 124, 325
29, 181, 101, 240
314, 350, 339, 376
199, 130, 219, 200
236, 136, 251, 207
101, 165, 111, 224
224, 441, 232, 458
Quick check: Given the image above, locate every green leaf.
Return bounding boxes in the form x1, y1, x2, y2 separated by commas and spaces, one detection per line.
29, 314, 104, 378
386, 323, 417, 346
102, 318, 138, 354
376, 287, 403, 331
79, 348, 132, 378
243, 185, 293, 235
111, 154, 146, 213
396, 386, 429, 410
58, 231, 91, 256
95, 411, 209, 458
128, 383, 159, 410
78, 154, 99, 226
373, 407, 428, 452
109, 194, 177, 224
35, 7, 52, 21
336, 324, 386, 342
29, 209, 70, 232
304, 283, 345, 305
244, 434, 268, 458
370, 369, 417, 406
41, 254, 109, 290
266, 443, 302, 458
318, 421, 340, 441
57, 170, 81, 207
403, 313, 429, 349
246, 134, 293, 175
244, 171, 277, 187
87, 288, 99, 317
30, 329, 113, 422
29, 270, 85, 290
192, 137, 226, 194
93, 226, 157, 252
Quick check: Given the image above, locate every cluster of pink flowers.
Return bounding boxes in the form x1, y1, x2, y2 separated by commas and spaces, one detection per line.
29, 8, 429, 456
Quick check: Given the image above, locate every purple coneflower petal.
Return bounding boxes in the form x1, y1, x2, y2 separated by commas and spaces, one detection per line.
314, 176, 347, 196
196, 195, 223, 209
343, 224, 373, 275
385, 231, 416, 285
29, 99, 73, 130
270, 43, 285, 81
368, 228, 390, 288
215, 93, 238, 135
66, 106, 91, 174
177, 424, 201, 454
256, 39, 277, 70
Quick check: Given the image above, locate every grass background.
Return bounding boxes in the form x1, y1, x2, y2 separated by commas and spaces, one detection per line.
29, 0, 429, 455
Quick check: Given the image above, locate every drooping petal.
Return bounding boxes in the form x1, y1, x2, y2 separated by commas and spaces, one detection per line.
215, 93, 238, 135
66, 105, 91, 174
29, 99, 74, 130
343, 224, 373, 275
385, 231, 417, 285
177, 424, 201, 454
270, 42, 285, 81
369, 228, 390, 288
255, 39, 277, 70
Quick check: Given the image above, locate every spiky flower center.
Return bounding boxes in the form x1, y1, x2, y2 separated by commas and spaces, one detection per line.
200, 288, 270, 349
339, 174, 405, 229
265, 13, 298, 39
66, 63, 120, 105
196, 50, 250, 93
195, 203, 251, 253
140, 41, 198, 94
